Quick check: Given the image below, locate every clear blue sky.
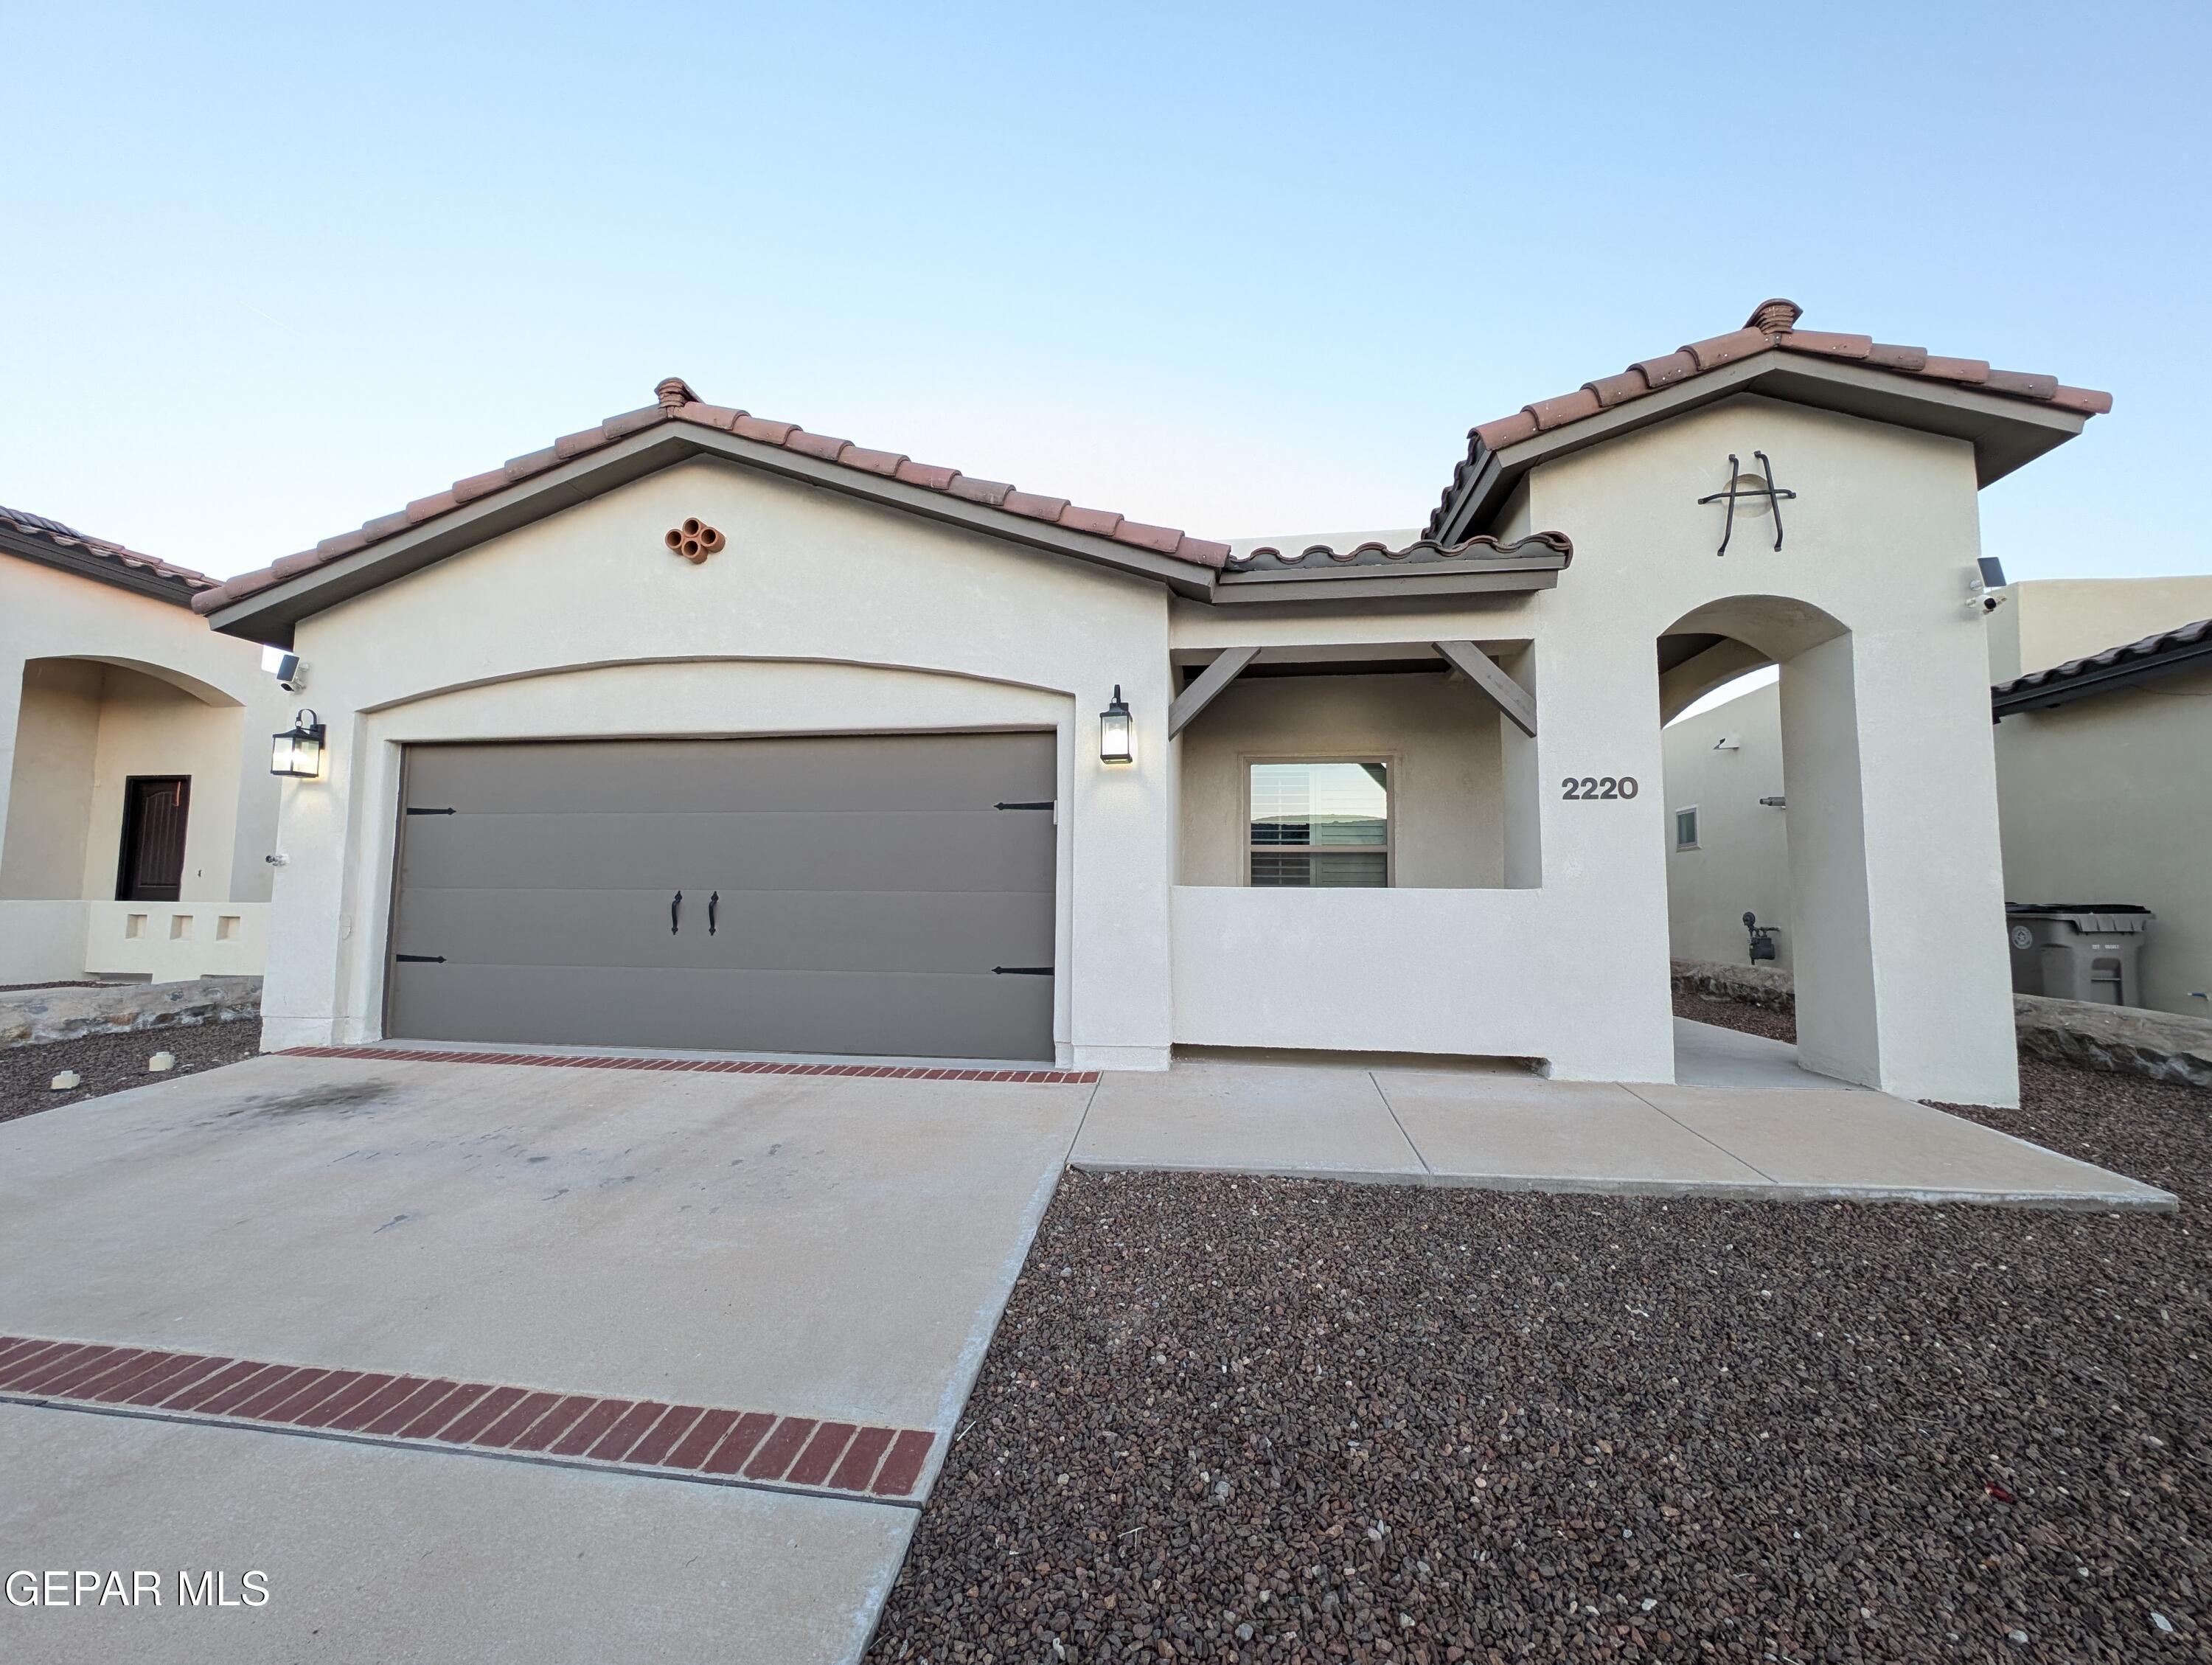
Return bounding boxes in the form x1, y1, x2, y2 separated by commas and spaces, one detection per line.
7, 1, 2205, 582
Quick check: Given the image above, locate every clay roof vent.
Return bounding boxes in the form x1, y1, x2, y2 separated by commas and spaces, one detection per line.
655, 377, 698, 409
1745, 298, 1804, 337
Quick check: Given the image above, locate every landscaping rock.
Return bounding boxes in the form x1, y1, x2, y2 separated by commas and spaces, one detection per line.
1673, 959, 2212, 1090
0, 976, 261, 1049
1669, 957, 1796, 1012
3, 1021, 262, 1124
869, 1007, 2211, 1665
2013, 993, 2212, 1090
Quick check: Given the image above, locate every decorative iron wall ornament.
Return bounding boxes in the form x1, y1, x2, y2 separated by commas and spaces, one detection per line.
1697, 452, 1795, 556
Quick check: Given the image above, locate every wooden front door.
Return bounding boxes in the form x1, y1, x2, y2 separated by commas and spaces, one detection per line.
117, 776, 191, 902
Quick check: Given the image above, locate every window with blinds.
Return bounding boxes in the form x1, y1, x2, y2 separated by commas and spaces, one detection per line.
1248, 760, 1391, 887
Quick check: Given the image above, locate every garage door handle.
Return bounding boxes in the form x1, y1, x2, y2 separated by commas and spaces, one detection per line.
992, 965, 1054, 976
670, 890, 683, 934
707, 891, 718, 936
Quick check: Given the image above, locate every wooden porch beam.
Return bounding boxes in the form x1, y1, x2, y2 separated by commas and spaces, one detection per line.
1434, 640, 1537, 737
1167, 644, 1261, 739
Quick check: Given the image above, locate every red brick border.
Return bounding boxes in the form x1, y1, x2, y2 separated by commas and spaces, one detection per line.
281, 1046, 1096, 1085
0, 1335, 933, 1501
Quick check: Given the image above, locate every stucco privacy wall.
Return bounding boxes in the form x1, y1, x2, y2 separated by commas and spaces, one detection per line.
1994, 663, 2212, 1018
1987, 576, 2212, 681
1, 557, 283, 983
262, 456, 1175, 1068
1176, 672, 1505, 888
1663, 680, 1790, 969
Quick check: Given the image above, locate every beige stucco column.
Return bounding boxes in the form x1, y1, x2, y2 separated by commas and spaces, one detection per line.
1785, 619, 2019, 1104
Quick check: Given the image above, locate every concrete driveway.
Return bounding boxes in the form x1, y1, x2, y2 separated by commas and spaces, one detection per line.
0, 1052, 1093, 1663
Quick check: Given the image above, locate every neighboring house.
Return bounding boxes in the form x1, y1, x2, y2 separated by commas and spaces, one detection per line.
193, 299, 2110, 1106
1991, 613, 2212, 1018
1663, 577, 2212, 1018
0, 506, 285, 984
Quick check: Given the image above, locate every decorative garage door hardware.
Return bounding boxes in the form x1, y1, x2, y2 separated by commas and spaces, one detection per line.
403, 806, 456, 816
991, 966, 1054, 976
0, 1334, 935, 1504
664, 517, 726, 563
394, 953, 446, 963
1697, 452, 1795, 555
281, 1046, 1099, 1084
664, 890, 719, 931
993, 800, 1054, 811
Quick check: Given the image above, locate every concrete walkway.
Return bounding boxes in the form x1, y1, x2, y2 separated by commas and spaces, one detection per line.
1071, 1020, 2176, 1210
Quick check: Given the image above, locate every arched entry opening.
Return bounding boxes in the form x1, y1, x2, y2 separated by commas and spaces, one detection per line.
1655, 597, 1883, 1087
0, 655, 251, 985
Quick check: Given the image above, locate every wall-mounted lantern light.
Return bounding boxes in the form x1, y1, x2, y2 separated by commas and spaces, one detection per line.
270, 709, 326, 779
1099, 686, 1135, 765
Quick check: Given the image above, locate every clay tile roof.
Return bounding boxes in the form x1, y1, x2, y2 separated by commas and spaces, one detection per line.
192, 383, 1234, 616
1225, 530, 1573, 573
1992, 616, 2212, 711
0, 503, 219, 603
1432, 299, 2113, 538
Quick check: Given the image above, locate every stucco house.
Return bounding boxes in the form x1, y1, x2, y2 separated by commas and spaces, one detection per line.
1665, 577, 2212, 1018
1, 507, 285, 986
192, 299, 2109, 1107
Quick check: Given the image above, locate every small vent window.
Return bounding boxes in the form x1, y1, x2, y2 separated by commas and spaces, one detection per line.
1674, 807, 1700, 850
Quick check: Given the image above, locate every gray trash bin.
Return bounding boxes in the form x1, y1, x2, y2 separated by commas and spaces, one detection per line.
2006, 903, 2154, 1005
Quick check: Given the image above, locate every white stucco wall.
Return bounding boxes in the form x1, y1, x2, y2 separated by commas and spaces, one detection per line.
261, 456, 1178, 1068
1175, 672, 1504, 888
0, 555, 282, 983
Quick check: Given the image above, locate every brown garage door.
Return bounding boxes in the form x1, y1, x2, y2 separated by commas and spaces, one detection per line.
386, 733, 1057, 1060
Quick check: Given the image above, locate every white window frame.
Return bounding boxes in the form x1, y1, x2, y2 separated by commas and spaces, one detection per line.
1242, 753, 1397, 887
1674, 804, 1700, 851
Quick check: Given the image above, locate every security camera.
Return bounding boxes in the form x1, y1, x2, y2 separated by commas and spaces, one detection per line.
1965, 557, 2009, 615
265, 650, 307, 693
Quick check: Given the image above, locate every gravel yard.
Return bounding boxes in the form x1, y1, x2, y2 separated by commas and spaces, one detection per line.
0, 1018, 263, 1125
868, 1004, 2210, 1664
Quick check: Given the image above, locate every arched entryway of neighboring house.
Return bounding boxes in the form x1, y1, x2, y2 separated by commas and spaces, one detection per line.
0, 654, 268, 985
1657, 596, 1883, 1089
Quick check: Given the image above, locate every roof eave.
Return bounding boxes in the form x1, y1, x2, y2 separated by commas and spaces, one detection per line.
205, 425, 1218, 646
1211, 556, 1568, 605
1436, 352, 2091, 545
0, 524, 205, 608
1992, 634, 2212, 717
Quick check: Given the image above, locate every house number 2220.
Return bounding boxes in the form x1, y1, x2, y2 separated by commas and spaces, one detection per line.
1561, 776, 1638, 800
